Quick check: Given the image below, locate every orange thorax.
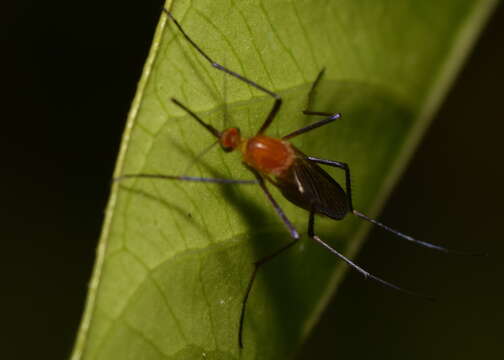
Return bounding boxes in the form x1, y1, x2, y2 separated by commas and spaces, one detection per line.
242, 135, 295, 176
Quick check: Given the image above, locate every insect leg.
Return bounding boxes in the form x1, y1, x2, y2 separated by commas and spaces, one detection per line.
307, 211, 433, 299
282, 112, 341, 140
248, 167, 300, 239
171, 98, 221, 138
238, 168, 300, 348
305, 68, 325, 111
281, 68, 343, 139
307, 157, 485, 256
238, 236, 299, 348
352, 209, 485, 256
164, 10, 282, 136
115, 174, 257, 184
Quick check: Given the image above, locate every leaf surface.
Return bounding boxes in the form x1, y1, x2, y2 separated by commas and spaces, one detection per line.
72, 0, 497, 359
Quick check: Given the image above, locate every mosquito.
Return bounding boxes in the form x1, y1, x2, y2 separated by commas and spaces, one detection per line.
117, 9, 482, 348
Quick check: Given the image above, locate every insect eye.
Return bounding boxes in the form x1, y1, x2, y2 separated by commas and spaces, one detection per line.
220, 127, 241, 151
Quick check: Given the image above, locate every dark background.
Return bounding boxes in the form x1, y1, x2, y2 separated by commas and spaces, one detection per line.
2, 1, 502, 359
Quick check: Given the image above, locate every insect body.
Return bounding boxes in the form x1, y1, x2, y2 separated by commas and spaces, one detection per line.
118, 9, 481, 349
223, 128, 347, 218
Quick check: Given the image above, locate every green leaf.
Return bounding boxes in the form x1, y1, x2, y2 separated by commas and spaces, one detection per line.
71, 0, 497, 359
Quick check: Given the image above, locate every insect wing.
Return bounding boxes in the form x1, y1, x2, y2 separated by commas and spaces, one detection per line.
275, 152, 349, 220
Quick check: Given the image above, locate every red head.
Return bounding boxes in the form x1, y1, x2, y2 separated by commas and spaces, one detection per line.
220, 127, 242, 152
